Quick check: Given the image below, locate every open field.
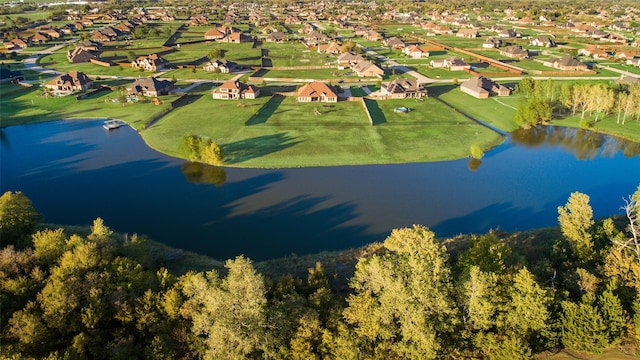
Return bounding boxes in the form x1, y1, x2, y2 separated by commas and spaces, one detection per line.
140, 94, 503, 168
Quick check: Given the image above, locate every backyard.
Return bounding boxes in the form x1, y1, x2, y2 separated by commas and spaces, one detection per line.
140, 93, 504, 168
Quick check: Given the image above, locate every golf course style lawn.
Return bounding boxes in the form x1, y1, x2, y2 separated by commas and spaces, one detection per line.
141, 94, 504, 168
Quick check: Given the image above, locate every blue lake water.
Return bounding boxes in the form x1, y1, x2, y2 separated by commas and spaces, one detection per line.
1, 119, 639, 260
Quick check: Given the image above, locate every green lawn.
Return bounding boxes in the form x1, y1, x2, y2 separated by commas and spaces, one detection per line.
140, 94, 504, 168
600, 63, 640, 76
550, 113, 640, 145
261, 42, 330, 67
0, 83, 175, 128
434, 84, 520, 132
256, 68, 365, 80
415, 66, 471, 80
160, 68, 237, 81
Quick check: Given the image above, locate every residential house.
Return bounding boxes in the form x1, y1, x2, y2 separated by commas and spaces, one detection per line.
67, 47, 99, 63
212, 80, 259, 100
296, 81, 338, 102
365, 30, 384, 41
31, 33, 50, 45
383, 37, 405, 49
222, 32, 250, 43
602, 32, 627, 44
40, 28, 61, 39
403, 45, 428, 58
615, 51, 636, 60
337, 52, 364, 66
460, 76, 510, 99
483, 37, 502, 48
351, 60, 384, 77
433, 26, 454, 35
266, 31, 287, 42
317, 42, 342, 54
500, 45, 529, 59
132, 54, 170, 71
92, 31, 112, 43
203, 59, 236, 73
578, 45, 609, 59
442, 57, 470, 71
530, 35, 556, 47
204, 28, 225, 40
189, 15, 209, 26
5, 38, 30, 51
44, 71, 93, 93
626, 58, 640, 67
497, 29, 517, 38
457, 28, 479, 38
381, 78, 427, 99
304, 30, 328, 44
76, 40, 100, 52
126, 77, 174, 97
543, 55, 588, 71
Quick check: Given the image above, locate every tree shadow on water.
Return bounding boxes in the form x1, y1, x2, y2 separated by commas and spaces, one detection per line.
223, 133, 301, 164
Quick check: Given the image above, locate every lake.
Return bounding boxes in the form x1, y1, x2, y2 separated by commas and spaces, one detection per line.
2, 119, 639, 260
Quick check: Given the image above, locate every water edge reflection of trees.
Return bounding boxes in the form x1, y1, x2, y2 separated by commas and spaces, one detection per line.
180, 162, 227, 187
510, 126, 640, 160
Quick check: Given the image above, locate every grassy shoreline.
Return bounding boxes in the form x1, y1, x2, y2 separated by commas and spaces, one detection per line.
3, 81, 639, 168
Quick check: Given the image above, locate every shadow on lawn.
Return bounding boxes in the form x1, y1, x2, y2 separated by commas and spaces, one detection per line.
363, 98, 386, 125
245, 94, 285, 125
223, 132, 301, 164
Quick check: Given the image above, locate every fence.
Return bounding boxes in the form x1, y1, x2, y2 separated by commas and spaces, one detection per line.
90, 58, 113, 67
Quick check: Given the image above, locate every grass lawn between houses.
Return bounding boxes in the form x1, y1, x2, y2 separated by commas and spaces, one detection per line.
140, 94, 504, 168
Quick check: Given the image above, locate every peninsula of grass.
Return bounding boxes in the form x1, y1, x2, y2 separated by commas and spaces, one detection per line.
550, 114, 640, 146
140, 93, 504, 168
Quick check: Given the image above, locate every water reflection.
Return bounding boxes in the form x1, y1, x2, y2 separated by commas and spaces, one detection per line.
467, 158, 482, 172
181, 162, 227, 187
511, 126, 640, 160
2, 120, 640, 260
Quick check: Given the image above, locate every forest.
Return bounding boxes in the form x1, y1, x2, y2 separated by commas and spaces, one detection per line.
0, 186, 639, 359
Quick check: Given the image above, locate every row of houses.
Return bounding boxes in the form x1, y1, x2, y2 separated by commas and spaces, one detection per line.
43, 70, 175, 97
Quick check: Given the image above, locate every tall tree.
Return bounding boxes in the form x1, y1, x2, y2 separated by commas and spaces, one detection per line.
343, 225, 456, 359
558, 191, 595, 262
0, 191, 42, 246
560, 293, 609, 353
180, 256, 267, 360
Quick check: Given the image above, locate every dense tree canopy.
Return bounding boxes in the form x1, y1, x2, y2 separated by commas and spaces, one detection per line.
1, 188, 640, 358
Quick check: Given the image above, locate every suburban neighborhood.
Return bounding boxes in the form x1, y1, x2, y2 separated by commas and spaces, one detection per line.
2, 0, 640, 167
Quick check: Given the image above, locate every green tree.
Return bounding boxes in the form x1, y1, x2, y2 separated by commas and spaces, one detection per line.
500, 268, 550, 339
558, 191, 595, 262
459, 232, 512, 273
469, 144, 484, 160
560, 293, 609, 353
598, 281, 626, 344
180, 256, 267, 359
462, 266, 498, 332
343, 225, 456, 359
32, 228, 67, 265
0, 191, 42, 246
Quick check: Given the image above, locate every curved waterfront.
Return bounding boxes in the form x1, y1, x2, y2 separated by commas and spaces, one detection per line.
2, 119, 639, 260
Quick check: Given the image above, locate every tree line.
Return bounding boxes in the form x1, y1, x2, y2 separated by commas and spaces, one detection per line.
0, 187, 639, 359
514, 78, 640, 129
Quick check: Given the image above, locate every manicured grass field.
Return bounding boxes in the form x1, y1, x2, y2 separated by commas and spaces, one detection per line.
261, 42, 330, 67
415, 66, 471, 80
257, 68, 363, 80
160, 68, 237, 81
140, 93, 504, 168
434, 84, 520, 132
0, 83, 175, 128
600, 62, 640, 76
